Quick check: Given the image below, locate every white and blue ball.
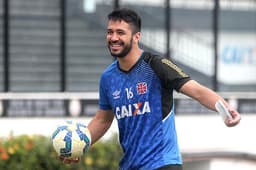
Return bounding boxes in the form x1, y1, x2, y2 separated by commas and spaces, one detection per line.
52, 121, 91, 158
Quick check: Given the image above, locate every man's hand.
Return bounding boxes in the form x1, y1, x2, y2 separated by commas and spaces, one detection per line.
224, 107, 241, 127
58, 156, 80, 164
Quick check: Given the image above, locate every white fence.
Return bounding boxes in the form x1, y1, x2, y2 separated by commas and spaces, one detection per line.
0, 92, 256, 117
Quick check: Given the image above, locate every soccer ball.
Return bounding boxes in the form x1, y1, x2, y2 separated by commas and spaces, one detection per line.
52, 121, 91, 158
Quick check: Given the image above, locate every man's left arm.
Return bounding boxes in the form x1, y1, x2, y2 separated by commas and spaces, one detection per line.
179, 80, 241, 127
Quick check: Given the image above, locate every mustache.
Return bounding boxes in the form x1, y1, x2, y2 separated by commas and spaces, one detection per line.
108, 40, 124, 45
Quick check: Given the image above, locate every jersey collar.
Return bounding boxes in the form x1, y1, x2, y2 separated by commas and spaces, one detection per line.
117, 51, 145, 73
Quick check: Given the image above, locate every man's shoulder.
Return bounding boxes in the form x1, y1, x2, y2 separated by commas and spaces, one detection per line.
141, 51, 165, 65
142, 51, 163, 59
101, 60, 118, 76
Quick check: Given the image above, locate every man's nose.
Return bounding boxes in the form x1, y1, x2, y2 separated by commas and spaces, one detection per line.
110, 33, 119, 41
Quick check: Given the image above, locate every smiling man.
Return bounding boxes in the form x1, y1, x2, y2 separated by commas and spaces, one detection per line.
60, 8, 241, 170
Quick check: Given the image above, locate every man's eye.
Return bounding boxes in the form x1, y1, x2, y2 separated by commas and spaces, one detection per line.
118, 32, 125, 35
107, 31, 113, 35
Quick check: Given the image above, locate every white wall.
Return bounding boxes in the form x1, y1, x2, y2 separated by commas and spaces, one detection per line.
0, 114, 254, 153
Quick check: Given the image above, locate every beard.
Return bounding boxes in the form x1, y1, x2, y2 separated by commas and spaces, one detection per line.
108, 38, 133, 58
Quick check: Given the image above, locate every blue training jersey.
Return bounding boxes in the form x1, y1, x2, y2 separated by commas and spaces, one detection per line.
99, 51, 191, 170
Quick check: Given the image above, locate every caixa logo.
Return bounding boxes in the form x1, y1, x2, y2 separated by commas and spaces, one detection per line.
221, 46, 256, 64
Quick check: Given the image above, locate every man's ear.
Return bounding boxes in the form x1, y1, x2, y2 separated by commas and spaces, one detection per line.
133, 32, 141, 43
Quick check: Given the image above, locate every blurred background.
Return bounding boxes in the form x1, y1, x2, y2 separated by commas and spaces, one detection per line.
0, 0, 256, 169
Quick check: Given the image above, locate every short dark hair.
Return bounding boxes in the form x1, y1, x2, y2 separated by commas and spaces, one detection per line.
108, 8, 141, 34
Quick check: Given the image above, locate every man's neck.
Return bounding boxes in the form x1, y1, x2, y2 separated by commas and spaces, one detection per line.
118, 48, 143, 71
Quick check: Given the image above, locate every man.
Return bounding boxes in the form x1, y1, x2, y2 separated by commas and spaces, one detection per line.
60, 8, 241, 170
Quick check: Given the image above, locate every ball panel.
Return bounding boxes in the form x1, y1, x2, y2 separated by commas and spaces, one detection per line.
71, 139, 86, 158
60, 131, 72, 157
52, 125, 68, 140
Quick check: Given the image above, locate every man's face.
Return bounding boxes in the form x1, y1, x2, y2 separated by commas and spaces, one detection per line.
106, 20, 135, 58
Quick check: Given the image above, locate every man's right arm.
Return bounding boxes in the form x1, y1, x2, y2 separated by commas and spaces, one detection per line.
88, 109, 114, 145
